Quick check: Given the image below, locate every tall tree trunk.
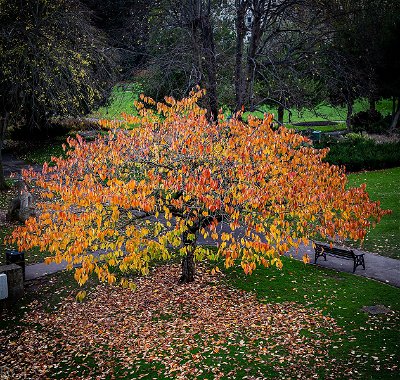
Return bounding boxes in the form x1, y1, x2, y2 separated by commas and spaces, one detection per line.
389, 97, 400, 132
200, 1, 218, 121
234, 0, 247, 111
0, 148, 7, 191
246, 1, 262, 111
277, 104, 284, 125
392, 96, 397, 117
346, 99, 353, 130
369, 97, 376, 111
0, 114, 9, 190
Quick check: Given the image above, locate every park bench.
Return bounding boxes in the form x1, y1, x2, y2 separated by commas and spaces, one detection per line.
313, 242, 365, 273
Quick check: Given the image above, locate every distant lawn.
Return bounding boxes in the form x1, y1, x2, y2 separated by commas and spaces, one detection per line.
249, 98, 393, 124
288, 123, 347, 132
18, 140, 66, 166
347, 167, 400, 259
91, 83, 141, 119
93, 82, 393, 126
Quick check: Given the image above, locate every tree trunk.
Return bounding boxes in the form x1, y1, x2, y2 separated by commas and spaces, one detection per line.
369, 97, 376, 111
180, 249, 195, 283
389, 97, 400, 132
346, 99, 353, 130
277, 105, 284, 125
179, 229, 197, 283
245, 1, 262, 111
0, 148, 7, 191
200, 1, 218, 121
234, 0, 247, 111
0, 114, 9, 190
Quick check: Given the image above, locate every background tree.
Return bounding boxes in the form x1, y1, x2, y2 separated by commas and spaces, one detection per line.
73, 0, 400, 130
323, 0, 400, 129
81, 0, 155, 76
10, 90, 388, 290
0, 0, 116, 189
134, 0, 224, 119
232, 0, 332, 121
320, 49, 365, 129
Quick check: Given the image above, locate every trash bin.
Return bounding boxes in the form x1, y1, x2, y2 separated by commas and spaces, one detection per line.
311, 130, 321, 143
5, 249, 25, 280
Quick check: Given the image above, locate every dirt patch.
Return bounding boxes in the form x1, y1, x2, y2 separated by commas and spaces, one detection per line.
368, 134, 400, 144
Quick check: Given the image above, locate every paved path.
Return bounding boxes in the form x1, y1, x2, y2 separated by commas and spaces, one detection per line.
3, 152, 42, 178
295, 243, 400, 287
25, 238, 400, 288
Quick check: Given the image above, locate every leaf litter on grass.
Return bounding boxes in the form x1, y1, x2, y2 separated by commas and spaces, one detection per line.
0, 264, 372, 379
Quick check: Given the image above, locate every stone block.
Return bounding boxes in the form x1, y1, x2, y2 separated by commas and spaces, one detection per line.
0, 264, 24, 300
0, 273, 7, 299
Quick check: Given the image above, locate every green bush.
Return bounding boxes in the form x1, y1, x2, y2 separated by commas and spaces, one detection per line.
316, 134, 400, 172
350, 109, 386, 134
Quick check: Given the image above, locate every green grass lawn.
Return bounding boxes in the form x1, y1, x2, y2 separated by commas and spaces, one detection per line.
18, 140, 66, 165
288, 123, 347, 132
248, 98, 393, 124
225, 256, 400, 379
91, 83, 141, 119
347, 167, 400, 259
1, 258, 399, 379
93, 82, 393, 126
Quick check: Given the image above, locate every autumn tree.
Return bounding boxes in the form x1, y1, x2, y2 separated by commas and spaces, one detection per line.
0, 0, 116, 189
9, 89, 388, 290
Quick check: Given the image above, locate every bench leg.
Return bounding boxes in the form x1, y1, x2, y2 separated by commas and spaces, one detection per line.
314, 252, 326, 263
353, 255, 365, 272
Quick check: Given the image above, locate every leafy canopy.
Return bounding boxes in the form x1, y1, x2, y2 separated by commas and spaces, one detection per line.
9, 88, 388, 289
0, 0, 114, 127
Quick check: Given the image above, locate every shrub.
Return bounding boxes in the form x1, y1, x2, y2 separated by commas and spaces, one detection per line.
350, 110, 385, 134
316, 134, 400, 172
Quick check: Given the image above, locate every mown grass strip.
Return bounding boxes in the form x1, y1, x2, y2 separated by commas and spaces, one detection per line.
347, 167, 400, 259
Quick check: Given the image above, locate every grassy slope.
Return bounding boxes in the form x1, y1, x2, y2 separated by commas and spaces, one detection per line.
347, 167, 400, 259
